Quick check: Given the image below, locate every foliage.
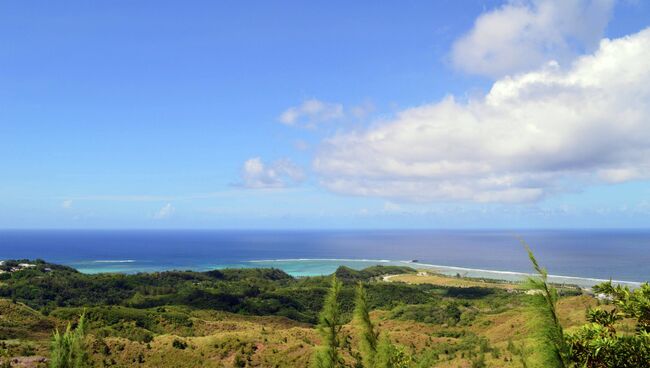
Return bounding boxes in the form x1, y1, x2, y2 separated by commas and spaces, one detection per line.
0, 260, 433, 325
374, 335, 411, 368
50, 313, 89, 368
312, 280, 416, 368
313, 281, 415, 368
313, 276, 345, 368
334, 266, 416, 283
525, 244, 650, 368
566, 282, 650, 367
172, 339, 188, 350
354, 283, 378, 368
567, 323, 650, 367
592, 281, 650, 333
470, 352, 486, 368
5, 257, 648, 367
523, 244, 570, 368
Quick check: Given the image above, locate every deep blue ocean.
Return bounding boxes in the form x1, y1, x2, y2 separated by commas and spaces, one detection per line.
1, 230, 648, 287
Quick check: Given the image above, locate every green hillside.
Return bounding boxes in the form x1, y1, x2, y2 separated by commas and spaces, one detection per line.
0, 260, 647, 367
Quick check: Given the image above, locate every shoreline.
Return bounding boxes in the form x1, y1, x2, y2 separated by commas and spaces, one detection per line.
54, 257, 645, 289
245, 258, 643, 289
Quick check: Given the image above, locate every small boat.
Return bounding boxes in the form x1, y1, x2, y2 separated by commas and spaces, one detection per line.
411, 259, 419, 263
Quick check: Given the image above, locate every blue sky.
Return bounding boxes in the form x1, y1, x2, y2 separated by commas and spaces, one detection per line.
1, 0, 650, 229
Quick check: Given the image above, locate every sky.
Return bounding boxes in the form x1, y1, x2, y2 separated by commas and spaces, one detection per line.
1, 0, 650, 229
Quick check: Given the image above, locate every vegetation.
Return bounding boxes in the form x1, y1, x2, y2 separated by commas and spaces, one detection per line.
523, 246, 570, 368
374, 335, 411, 368
312, 276, 345, 368
566, 282, 650, 367
312, 279, 411, 367
0, 262, 419, 324
50, 313, 89, 368
334, 266, 416, 283
353, 283, 378, 368
524, 244, 650, 368
0, 258, 647, 367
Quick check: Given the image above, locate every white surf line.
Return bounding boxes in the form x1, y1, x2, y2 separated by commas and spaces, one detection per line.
402, 261, 643, 287
245, 258, 643, 287
92, 260, 136, 263
248, 258, 392, 263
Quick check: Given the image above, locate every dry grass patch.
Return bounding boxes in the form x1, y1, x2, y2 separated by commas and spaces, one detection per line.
388, 273, 518, 290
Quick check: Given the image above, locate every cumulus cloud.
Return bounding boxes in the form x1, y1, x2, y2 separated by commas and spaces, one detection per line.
315, 28, 650, 203
240, 157, 305, 189
279, 99, 344, 126
153, 203, 175, 219
451, 0, 615, 78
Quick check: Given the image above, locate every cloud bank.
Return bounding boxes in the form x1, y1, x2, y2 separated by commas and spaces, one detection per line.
315, 28, 650, 203
451, 0, 615, 78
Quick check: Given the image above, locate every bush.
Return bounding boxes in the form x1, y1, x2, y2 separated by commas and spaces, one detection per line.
50, 313, 90, 368
172, 339, 187, 350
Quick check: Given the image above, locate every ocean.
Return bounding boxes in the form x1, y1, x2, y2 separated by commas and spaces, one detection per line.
1, 229, 648, 288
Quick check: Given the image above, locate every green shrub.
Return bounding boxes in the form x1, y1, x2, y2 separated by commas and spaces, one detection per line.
50, 313, 90, 368
172, 339, 187, 350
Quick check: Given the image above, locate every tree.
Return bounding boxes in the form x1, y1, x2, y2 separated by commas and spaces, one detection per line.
354, 283, 378, 368
313, 280, 413, 368
313, 276, 346, 368
523, 244, 570, 368
50, 312, 90, 368
353, 282, 413, 368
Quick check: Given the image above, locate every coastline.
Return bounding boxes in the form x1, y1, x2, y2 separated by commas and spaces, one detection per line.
246, 258, 643, 289
65, 257, 644, 289
4, 229, 649, 284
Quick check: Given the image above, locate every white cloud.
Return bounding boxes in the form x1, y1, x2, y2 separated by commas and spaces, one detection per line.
153, 203, 175, 219
61, 200, 73, 209
315, 28, 650, 203
279, 99, 344, 126
241, 157, 305, 189
451, 0, 615, 78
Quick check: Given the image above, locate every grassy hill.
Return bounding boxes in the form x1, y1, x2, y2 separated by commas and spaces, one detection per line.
0, 261, 631, 367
